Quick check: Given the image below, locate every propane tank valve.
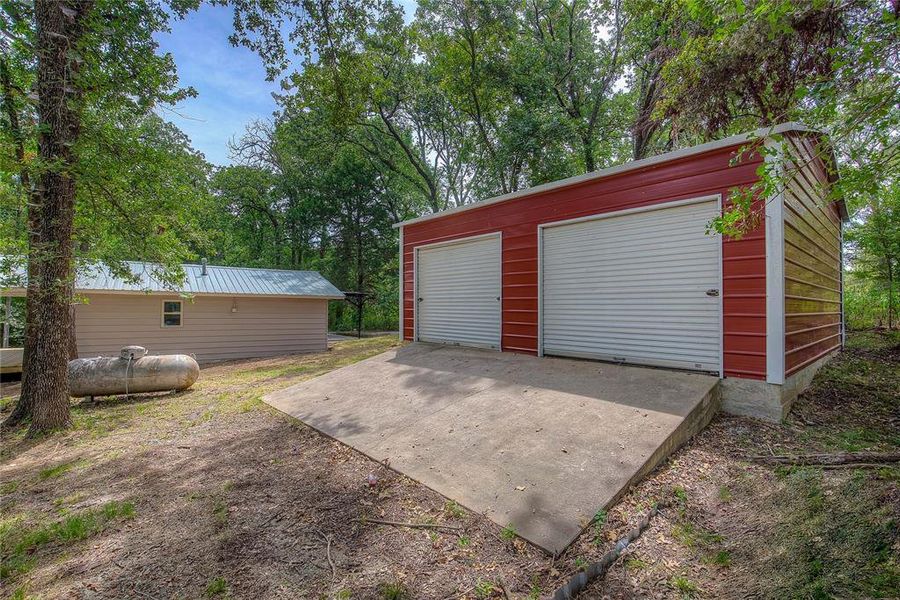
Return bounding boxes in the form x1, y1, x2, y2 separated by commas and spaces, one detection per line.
119, 346, 148, 360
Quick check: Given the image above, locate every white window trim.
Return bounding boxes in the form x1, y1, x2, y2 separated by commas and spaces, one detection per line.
161, 299, 183, 328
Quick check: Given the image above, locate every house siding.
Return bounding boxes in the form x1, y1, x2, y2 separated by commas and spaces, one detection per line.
402, 144, 769, 380
75, 293, 328, 362
783, 134, 843, 376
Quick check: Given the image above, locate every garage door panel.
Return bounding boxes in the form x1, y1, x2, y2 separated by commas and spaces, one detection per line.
546, 243, 717, 264
546, 259, 717, 278
417, 235, 501, 349
552, 212, 706, 237
542, 199, 721, 373
550, 337, 722, 354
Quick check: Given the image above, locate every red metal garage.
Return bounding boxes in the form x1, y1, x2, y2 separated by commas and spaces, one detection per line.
395, 123, 847, 420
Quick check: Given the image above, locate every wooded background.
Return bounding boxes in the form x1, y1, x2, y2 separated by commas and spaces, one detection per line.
2, 0, 898, 338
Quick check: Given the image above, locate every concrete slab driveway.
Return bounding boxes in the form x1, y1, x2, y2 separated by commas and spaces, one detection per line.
264, 343, 719, 553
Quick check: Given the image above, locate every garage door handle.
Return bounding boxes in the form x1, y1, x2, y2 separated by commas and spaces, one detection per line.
417, 297, 423, 302
705, 289, 719, 297
496, 297, 501, 301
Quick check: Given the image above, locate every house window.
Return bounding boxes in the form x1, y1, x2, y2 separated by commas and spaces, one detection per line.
162, 300, 182, 327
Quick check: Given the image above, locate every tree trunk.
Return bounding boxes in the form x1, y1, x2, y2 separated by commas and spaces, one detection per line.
356, 220, 364, 337
17, 0, 93, 434
2, 296, 9, 348
68, 303, 78, 359
888, 256, 895, 330
582, 133, 595, 173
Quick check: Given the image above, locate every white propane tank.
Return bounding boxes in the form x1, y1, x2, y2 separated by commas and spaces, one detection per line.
68, 347, 199, 398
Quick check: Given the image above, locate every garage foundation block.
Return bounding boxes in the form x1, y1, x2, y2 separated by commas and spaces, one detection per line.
720, 350, 839, 421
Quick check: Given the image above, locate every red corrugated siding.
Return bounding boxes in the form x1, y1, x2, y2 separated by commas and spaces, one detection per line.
402, 145, 767, 379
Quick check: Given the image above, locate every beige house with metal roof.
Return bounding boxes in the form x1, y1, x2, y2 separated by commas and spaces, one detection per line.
5, 261, 344, 363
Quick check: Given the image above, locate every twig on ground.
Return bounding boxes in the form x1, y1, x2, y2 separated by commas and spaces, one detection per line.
747, 451, 900, 467
498, 578, 511, 599
551, 501, 667, 600
260, 512, 281, 529
819, 463, 896, 470
315, 529, 337, 582
356, 517, 462, 532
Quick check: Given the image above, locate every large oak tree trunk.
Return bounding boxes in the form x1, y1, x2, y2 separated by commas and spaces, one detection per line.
16, 0, 93, 434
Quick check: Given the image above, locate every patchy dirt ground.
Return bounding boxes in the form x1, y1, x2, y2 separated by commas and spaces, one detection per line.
1, 332, 898, 599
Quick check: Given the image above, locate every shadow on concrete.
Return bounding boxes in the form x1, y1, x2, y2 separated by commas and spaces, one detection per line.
384, 342, 715, 417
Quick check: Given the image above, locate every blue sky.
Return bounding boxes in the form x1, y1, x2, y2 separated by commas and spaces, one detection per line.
155, 2, 418, 166
155, 4, 280, 166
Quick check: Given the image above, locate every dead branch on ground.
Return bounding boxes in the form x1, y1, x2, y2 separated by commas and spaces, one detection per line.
746, 451, 900, 467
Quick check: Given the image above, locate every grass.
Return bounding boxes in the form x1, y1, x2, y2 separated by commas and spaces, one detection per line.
2, 337, 401, 452
625, 556, 651, 570
766, 467, 900, 598
830, 427, 890, 452
212, 496, 228, 527
53, 491, 88, 509
38, 459, 83, 481
221, 337, 399, 385
473, 579, 496, 598
444, 499, 465, 519
590, 509, 607, 545
717, 486, 732, 502
670, 574, 700, 597
671, 521, 723, 550
500, 523, 517, 541
0, 500, 135, 580
0, 336, 408, 595
378, 580, 409, 600
743, 331, 900, 598
204, 577, 228, 597
703, 550, 732, 567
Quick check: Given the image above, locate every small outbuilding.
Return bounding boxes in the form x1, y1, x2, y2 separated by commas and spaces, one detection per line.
6, 261, 344, 363
395, 123, 848, 420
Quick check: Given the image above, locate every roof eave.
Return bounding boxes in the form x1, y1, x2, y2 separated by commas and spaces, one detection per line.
1, 288, 345, 300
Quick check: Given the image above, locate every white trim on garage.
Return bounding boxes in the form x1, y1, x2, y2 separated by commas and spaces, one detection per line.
413, 232, 503, 350
538, 195, 724, 375
764, 139, 786, 385
398, 225, 404, 341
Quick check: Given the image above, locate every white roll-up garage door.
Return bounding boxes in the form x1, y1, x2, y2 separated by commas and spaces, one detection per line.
541, 198, 721, 373
416, 234, 502, 349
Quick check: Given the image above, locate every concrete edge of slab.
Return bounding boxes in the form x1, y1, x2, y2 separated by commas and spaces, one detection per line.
549, 380, 723, 552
